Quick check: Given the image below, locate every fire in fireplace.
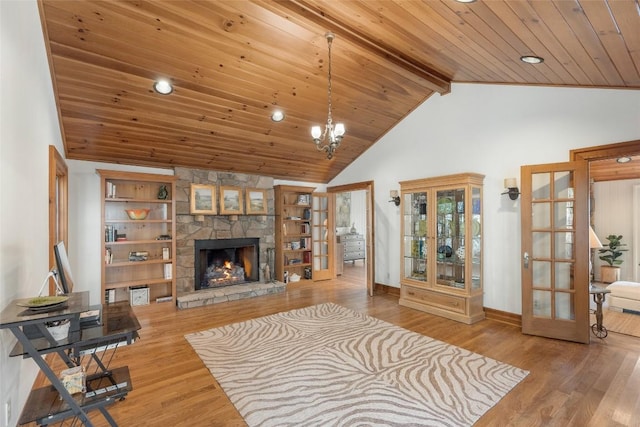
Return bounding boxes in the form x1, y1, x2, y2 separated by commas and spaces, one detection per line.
195, 238, 259, 290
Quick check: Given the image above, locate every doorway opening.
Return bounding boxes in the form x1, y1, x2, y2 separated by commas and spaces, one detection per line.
571, 139, 640, 283
328, 181, 375, 296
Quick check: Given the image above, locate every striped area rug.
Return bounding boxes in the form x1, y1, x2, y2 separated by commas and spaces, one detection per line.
185, 303, 528, 426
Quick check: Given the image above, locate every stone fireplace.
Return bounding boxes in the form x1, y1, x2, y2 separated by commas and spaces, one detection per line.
172, 168, 287, 309
195, 238, 259, 290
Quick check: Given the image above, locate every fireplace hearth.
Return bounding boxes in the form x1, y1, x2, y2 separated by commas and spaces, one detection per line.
195, 238, 259, 290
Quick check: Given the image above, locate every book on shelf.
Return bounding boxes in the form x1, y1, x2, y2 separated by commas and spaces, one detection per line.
105, 288, 116, 303
164, 263, 172, 279
162, 247, 170, 260
105, 225, 117, 242
106, 182, 116, 198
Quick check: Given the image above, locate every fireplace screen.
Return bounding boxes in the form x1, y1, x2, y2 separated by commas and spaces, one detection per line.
195, 238, 259, 290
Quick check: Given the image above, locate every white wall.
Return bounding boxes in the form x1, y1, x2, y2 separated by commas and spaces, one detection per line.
329, 83, 640, 314
0, 1, 64, 425
593, 179, 640, 282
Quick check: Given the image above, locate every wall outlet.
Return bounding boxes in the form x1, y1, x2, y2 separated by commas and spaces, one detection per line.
4, 399, 10, 426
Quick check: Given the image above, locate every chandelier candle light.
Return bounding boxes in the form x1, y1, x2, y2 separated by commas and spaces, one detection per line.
311, 32, 345, 159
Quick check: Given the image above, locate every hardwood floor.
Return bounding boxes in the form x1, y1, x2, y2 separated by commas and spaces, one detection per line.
30, 263, 640, 426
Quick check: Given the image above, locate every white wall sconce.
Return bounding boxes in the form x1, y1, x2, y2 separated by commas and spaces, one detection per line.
389, 190, 400, 206
502, 178, 520, 200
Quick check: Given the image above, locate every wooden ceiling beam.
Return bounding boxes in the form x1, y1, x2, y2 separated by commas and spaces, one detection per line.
272, 0, 451, 94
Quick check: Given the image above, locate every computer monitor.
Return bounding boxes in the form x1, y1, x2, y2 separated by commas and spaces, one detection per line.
54, 241, 75, 294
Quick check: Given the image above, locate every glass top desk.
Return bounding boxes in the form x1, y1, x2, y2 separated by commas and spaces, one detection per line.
0, 291, 140, 426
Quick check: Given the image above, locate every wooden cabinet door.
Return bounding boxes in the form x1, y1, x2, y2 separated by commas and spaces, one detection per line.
521, 160, 590, 343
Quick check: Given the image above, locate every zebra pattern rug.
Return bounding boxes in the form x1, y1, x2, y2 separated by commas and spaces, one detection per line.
185, 303, 528, 426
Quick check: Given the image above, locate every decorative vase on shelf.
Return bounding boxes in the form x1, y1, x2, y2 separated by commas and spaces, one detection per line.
157, 185, 168, 200
350, 223, 357, 234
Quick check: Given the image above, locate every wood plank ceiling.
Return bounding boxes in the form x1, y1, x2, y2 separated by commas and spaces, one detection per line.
38, 0, 640, 183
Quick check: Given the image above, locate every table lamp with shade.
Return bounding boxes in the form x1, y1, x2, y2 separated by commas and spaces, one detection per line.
589, 225, 603, 288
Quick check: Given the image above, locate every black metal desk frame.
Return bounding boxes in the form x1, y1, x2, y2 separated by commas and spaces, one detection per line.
0, 292, 140, 426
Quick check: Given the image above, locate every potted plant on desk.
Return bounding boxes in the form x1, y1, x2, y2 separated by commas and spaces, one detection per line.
598, 234, 627, 283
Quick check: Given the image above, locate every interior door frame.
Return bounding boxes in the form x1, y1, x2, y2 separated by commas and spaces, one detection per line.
327, 181, 375, 296
570, 139, 640, 164
572, 139, 640, 283
48, 145, 68, 295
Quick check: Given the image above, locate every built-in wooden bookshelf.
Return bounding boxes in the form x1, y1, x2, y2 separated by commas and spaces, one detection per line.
274, 185, 316, 283
98, 170, 176, 305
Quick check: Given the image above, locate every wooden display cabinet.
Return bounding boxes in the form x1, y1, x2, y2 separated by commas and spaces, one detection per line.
398, 173, 485, 324
98, 170, 176, 305
274, 185, 315, 283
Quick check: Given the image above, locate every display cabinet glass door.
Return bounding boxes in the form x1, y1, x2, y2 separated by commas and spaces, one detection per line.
436, 188, 466, 289
402, 191, 428, 282
470, 187, 482, 291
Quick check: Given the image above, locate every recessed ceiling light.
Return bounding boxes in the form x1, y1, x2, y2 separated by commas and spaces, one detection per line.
455, 0, 477, 3
271, 110, 285, 122
520, 55, 544, 64
616, 156, 632, 164
153, 79, 173, 95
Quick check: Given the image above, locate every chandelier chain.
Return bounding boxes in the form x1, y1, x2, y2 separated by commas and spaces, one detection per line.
326, 33, 333, 127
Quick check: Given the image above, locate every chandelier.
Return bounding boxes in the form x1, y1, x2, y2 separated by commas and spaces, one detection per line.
311, 32, 345, 160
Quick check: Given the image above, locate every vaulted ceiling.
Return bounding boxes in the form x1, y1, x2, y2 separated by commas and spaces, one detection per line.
39, 0, 640, 183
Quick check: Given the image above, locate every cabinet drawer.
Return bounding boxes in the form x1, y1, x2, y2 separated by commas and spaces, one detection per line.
401, 286, 466, 314
338, 234, 364, 242
344, 241, 364, 250
344, 251, 365, 260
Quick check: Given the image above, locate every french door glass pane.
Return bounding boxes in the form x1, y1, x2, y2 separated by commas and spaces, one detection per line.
556, 292, 575, 320
532, 203, 550, 228
554, 201, 574, 229
532, 232, 551, 258
532, 260, 551, 287
554, 232, 574, 260
555, 263, 573, 290
533, 290, 551, 317
553, 171, 572, 199
532, 173, 550, 200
